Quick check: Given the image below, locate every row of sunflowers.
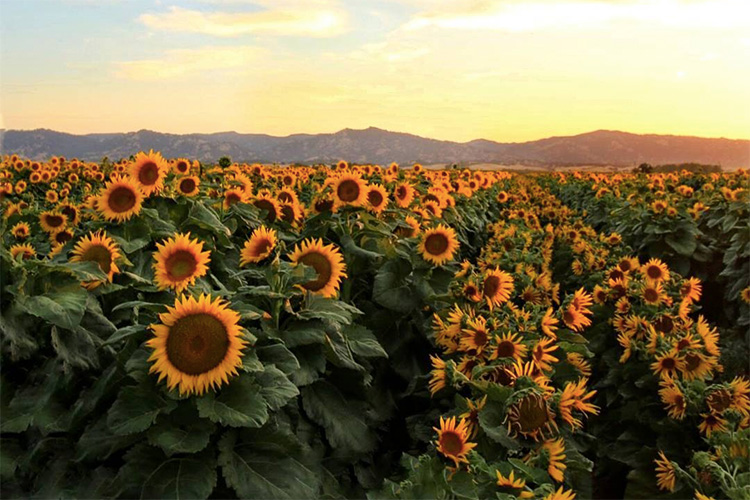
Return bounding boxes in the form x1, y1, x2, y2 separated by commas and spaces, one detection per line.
1, 151, 748, 499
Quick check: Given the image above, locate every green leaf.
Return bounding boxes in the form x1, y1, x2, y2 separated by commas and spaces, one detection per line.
147, 407, 215, 456
107, 384, 178, 435
301, 381, 376, 454
256, 366, 299, 410
344, 324, 387, 358
297, 296, 360, 325
218, 431, 319, 500
665, 232, 697, 256
51, 326, 100, 370
195, 375, 268, 428
76, 418, 141, 461
280, 320, 327, 348
16, 285, 87, 330
257, 343, 300, 374
478, 401, 519, 450
373, 259, 419, 313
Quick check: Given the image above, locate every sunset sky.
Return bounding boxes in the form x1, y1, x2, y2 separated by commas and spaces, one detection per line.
1, 0, 749, 142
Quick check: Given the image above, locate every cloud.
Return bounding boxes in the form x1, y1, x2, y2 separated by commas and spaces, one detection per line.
139, 1, 348, 37
401, 0, 750, 32
114, 46, 263, 81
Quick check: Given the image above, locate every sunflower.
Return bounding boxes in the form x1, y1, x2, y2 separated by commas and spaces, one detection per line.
250, 194, 281, 223
69, 231, 122, 289
562, 305, 591, 333
147, 294, 246, 396
642, 280, 667, 306
393, 182, 416, 208
176, 176, 200, 197
558, 378, 598, 428
507, 393, 557, 441
395, 216, 420, 238
240, 226, 277, 266
729, 377, 750, 416
39, 210, 68, 233
543, 487, 576, 500
482, 268, 514, 309
741, 287, 750, 304
223, 188, 248, 209
279, 202, 303, 226
332, 173, 367, 208
694, 493, 715, 500
496, 470, 533, 498
174, 158, 191, 175
153, 233, 211, 293
489, 331, 526, 363
462, 282, 482, 302
129, 150, 168, 196
541, 308, 560, 339
531, 338, 559, 372
10, 243, 35, 260
680, 352, 714, 381
428, 355, 447, 395
288, 238, 347, 298
433, 416, 477, 466
680, 277, 702, 303
540, 438, 567, 482
651, 350, 685, 379
11, 222, 30, 240
659, 378, 687, 419
459, 316, 491, 356
51, 228, 74, 246
419, 225, 459, 266
698, 412, 727, 437
642, 258, 670, 282
97, 176, 143, 222
655, 451, 676, 492
366, 184, 389, 214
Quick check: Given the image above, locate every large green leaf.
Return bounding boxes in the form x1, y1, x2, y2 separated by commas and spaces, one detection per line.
16, 285, 87, 330
301, 381, 376, 454
478, 401, 519, 450
50, 326, 100, 370
147, 405, 215, 456
107, 384, 178, 435
195, 375, 268, 428
218, 431, 319, 499
256, 366, 299, 410
344, 324, 387, 359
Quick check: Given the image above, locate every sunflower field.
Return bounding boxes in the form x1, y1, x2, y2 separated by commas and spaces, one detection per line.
1, 152, 748, 500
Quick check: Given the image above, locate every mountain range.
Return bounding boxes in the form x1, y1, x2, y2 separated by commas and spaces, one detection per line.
1, 127, 748, 168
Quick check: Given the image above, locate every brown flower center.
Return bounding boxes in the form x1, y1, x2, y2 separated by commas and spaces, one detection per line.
138, 161, 159, 185
109, 186, 137, 213
337, 179, 361, 202
439, 430, 464, 456
179, 178, 196, 193
82, 245, 113, 274
166, 313, 229, 375
368, 189, 384, 207
165, 250, 198, 280
424, 233, 449, 256
299, 252, 333, 292
254, 199, 278, 222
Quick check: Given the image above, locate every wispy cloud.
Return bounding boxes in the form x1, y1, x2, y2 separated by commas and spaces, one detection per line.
114, 46, 263, 81
139, 0, 348, 37
401, 0, 750, 32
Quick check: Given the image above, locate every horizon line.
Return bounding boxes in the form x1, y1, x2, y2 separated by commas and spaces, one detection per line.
2, 126, 749, 144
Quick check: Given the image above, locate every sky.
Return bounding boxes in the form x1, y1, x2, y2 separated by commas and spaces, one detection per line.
1, 0, 749, 142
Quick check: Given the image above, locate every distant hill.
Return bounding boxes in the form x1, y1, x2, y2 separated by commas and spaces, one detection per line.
1, 127, 747, 167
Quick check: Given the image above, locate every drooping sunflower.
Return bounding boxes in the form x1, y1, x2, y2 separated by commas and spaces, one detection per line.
740, 287, 750, 304
70, 230, 122, 289
129, 150, 168, 196
540, 438, 567, 482
496, 470, 533, 499
433, 416, 477, 466
728, 377, 750, 416
654, 451, 676, 492
507, 393, 558, 441
176, 176, 200, 197
10, 243, 35, 260
39, 210, 68, 233
659, 378, 686, 419
419, 225, 459, 266
331, 173, 367, 208
147, 294, 247, 396
428, 355, 447, 395
482, 268, 514, 309
153, 233, 211, 293
240, 226, 277, 266
97, 176, 143, 222
541, 308, 560, 339
288, 238, 347, 298
642, 258, 670, 282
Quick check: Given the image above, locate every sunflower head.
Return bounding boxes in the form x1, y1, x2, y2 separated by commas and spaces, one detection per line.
153, 233, 211, 293
176, 176, 200, 197
130, 150, 168, 196
419, 224, 459, 266
288, 238, 347, 298
240, 226, 277, 266
97, 176, 143, 222
70, 230, 121, 289
433, 416, 477, 466
147, 294, 247, 395
252, 194, 282, 223
332, 173, 367, 209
